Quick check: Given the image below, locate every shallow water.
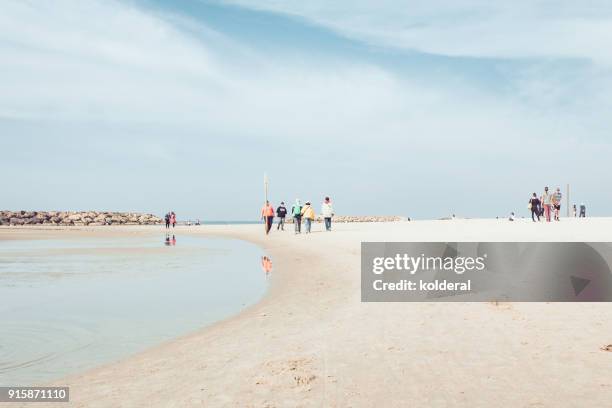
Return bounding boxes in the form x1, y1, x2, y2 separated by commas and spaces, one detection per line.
0, 234, 268, 386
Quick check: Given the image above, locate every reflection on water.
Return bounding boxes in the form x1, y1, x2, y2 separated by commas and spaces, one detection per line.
0, 235, 267, 386
164, 233, 177, 246
261, 256, 272, 276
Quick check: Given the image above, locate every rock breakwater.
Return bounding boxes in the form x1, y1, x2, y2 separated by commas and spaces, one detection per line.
0, 211, 162, 226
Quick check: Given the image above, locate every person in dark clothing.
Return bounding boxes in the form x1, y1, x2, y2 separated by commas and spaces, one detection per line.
276, 202, 287, 230
165, 212, 170, 229
529, 193, 541, 222
580, 203, 586, 218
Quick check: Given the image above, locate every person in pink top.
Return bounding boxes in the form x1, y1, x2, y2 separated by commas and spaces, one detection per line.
170, 212, 176, 228
261, 201, 274, 235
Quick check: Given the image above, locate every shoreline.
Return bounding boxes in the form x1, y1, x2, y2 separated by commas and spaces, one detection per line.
3, 219, 612, 406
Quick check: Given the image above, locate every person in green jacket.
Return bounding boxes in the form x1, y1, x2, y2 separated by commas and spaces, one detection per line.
291, 199, 302, 234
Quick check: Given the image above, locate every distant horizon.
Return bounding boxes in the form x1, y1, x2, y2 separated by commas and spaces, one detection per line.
1, 209, 602, 223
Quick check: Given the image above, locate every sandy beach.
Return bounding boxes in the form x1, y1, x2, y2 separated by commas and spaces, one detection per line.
2, 219, 612, 407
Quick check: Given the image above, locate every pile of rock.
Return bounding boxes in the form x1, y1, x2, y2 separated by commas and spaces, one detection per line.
286, 215, 406, 223
0, 211, 163, 226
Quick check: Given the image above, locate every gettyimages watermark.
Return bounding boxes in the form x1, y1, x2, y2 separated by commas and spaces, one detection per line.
361, 242, 612, 302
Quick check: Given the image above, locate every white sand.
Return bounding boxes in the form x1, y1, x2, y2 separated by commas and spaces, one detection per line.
3, 218, 612, 407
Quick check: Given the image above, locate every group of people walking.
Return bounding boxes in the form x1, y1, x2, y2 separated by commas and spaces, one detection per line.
528, 187, 562, 222
261, 197, 334, 235
528, 187, 586, 222
164, 211, 176, 229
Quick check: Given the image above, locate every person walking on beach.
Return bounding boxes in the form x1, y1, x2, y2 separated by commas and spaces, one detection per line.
261, 201, 274, 235
301, 201, 315, 234
321, 197, 334, 231
276, 202, 287, 231
529, 193, 541, 222
580, 203, 586, 218
170, 212, 176, 228
291, 199, 302, 234
572, 204, 577, 217
552, 187, 562, 221
542, 187, 552, 222
165, 212, 170, 229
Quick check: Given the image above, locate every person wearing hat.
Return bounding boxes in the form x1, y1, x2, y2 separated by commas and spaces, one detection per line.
300, 201, 315, 233
276, 201, 287, 231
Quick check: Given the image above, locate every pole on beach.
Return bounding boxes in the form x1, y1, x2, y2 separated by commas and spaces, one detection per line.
264, 172, 269, 203
566, 183, 570, 218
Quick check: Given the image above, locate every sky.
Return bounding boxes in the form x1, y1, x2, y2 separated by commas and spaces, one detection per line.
2, 0, 612, 220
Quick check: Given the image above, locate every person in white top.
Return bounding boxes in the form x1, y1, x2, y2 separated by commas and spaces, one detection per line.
321, 197, 334, 231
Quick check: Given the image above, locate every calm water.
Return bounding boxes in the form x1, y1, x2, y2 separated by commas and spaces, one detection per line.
0, 235, 269, 386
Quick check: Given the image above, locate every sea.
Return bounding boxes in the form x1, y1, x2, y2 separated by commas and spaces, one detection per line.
0, 233, 269, 386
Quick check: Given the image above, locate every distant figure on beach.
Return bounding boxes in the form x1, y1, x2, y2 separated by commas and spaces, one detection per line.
580, 203, 586, 218
276, 202, 287, 231
539, 194, 545, 218
165, 212, 170, 229
291, 199, 302, 234
572, 205, 577, 218
170, 212, 176, 228
301, 201, 315, 233
529, 193, 541, 222
196, 219, 201, 225
261, 201, 274, 235
321, 197, 334, 231
542, 187, 552, 222
509, 212, 516, 222
552, 187, 562, 221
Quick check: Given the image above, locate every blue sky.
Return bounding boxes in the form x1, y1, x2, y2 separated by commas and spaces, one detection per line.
2, 0, 612, 220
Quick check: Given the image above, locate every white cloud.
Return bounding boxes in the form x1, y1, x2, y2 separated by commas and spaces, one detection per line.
221, 0, 612, 64
2, 0, 609, 143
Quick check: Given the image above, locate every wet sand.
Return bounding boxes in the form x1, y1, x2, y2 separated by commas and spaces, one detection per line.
2, 218, 612, 407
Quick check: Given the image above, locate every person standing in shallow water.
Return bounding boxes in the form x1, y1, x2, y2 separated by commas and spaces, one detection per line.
529, 193, 541, 222
276, 202, 287, 231
321, 197, 334, 231
261, 201, 274, 235
291, 199, 302, 234
301, 201, 315, 234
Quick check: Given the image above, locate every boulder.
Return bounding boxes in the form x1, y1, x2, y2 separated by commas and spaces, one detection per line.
10, 218, 24, 225
67, 213, 82, 221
